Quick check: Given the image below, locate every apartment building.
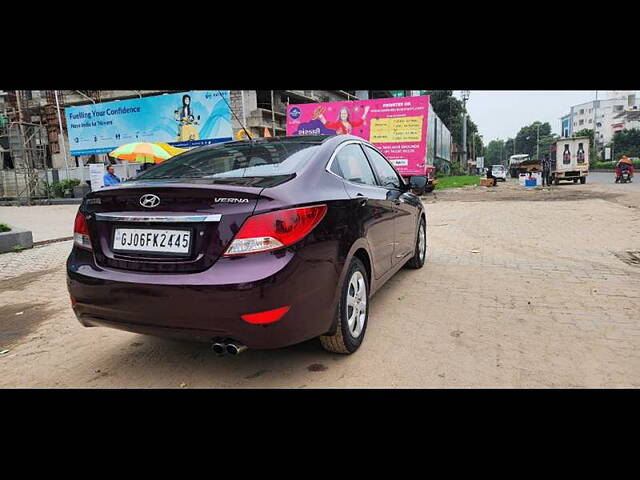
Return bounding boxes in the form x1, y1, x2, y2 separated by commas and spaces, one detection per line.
563, 91, 638, 146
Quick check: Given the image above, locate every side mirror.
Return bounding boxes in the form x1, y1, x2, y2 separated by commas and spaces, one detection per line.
409, 176, 427, 190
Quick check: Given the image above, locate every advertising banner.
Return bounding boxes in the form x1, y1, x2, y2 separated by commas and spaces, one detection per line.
89, 164, 105, 191
286, 95, 429, 176
65, 91, 232, 156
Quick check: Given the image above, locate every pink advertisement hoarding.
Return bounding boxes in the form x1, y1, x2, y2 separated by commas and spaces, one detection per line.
286, 96, 430, 177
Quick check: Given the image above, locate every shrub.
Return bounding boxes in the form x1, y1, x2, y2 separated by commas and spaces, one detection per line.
51, 179, 81, 198
0, 223, 11, 233
592, 160, 640, 170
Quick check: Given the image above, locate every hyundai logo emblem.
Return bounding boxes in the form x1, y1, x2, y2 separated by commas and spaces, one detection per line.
140, 194, 160, 208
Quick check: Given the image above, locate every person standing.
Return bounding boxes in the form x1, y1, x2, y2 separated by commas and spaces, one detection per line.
103, 165, 121, 186
542, 154, 552, 186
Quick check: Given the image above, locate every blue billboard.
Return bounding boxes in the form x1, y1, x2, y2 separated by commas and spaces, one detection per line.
65, 90, 232, 156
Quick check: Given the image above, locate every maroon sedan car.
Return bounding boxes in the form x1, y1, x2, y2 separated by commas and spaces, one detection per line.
67, 135, 427, 355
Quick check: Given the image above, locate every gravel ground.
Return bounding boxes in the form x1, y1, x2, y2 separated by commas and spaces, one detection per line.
0, 180, 639, 388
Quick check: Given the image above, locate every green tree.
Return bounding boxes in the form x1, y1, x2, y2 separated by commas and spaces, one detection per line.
504, 138, 515, 158
514, 121, 552, 160
485, 139, 507, 166
612, 129, 640, 159
424, 90, 483, 156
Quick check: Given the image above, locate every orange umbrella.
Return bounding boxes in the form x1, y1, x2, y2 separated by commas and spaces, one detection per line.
110, 142, 172, 164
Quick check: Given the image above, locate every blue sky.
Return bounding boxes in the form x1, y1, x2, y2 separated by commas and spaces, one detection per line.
458, 91, 599, 142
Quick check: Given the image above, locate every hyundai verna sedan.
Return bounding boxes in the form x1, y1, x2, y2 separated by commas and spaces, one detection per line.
67, 135, 427, 355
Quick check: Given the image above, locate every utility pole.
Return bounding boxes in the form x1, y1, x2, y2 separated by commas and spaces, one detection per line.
270, 90, 276, 137
592, 90, 598, 160
536, 123, 540, 161
461, 90, 470, 173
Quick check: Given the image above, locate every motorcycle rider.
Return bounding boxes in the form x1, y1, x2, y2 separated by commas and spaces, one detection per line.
615, 156, 634, 183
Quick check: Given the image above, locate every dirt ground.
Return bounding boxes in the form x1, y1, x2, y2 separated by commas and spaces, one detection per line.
1, 177, 639, 388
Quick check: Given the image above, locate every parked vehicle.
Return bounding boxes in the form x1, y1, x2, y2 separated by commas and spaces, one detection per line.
67, 135, 427, 355
509, 154, 540, 178
491, 164, 507, 181
549, 137, 589, 185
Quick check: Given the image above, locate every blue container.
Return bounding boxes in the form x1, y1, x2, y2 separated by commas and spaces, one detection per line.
525, 179, 536, 187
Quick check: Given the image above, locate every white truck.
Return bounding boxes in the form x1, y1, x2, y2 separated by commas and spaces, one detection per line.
549, 137, 590, 184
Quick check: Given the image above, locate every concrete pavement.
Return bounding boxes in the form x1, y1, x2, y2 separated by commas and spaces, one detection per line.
0, 205, 78, 243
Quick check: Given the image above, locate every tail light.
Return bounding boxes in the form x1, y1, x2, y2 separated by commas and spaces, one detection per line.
73, 211, 92, 250
224, 205, 327, 256
241, 306, 291, 325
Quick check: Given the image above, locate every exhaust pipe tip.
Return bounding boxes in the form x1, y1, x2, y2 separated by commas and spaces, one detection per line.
226, 342, 247, 356
212, 343, 226, 355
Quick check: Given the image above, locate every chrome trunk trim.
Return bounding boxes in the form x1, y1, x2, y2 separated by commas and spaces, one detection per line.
94, 213, 222, 223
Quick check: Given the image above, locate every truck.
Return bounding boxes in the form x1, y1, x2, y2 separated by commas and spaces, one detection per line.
286, 95, 451, 194
549, 136, 590, 184
509, 154, 541, 178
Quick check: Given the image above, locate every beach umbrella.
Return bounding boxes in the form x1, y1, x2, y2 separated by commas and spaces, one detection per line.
109, 142, 172, 164
155, 142, 190, 157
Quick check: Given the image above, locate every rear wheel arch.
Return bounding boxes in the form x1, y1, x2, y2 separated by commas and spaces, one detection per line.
352, 248, 372, 290
324, 242, 372, 337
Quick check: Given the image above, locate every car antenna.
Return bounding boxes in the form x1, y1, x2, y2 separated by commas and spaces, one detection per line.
217, 90, 252, 141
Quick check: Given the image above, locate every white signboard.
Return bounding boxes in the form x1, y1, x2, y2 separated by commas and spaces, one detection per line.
89, 164, 105, 191
605, 147, 611, 160
476, 157, 485, 169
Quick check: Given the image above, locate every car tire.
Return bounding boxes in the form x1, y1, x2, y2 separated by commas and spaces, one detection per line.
580, 177, 586, 184
406, 217, 427, 269
320, 257, 369, 354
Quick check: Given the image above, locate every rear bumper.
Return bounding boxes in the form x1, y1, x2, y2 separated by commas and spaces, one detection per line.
556, 170, 588, 178
67, 243, 341, 349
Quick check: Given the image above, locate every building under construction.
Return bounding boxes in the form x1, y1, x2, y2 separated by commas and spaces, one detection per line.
0, 89, 401, 202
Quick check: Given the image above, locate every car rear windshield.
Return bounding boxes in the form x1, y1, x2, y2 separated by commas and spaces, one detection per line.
133, 141, 320, 186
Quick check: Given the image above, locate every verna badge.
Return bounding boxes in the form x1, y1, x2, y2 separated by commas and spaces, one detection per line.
140, 194, 160, 208
214, 198, 249, 204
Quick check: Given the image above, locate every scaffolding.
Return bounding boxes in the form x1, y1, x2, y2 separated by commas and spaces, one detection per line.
0, 90, 67, 201
3, 121, 50, 202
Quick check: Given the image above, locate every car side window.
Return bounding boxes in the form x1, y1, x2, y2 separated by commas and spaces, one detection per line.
331, 144, 378, 186
363, 146, 403, 190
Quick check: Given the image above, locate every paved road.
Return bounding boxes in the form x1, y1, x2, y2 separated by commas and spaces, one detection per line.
1, 181, 639, 387
588, 171, 639, 188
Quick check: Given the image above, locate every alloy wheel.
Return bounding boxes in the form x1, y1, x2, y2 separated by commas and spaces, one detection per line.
346, 271, 367, 338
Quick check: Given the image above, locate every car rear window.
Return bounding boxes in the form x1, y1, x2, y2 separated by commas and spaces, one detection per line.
133, 141, 320, 185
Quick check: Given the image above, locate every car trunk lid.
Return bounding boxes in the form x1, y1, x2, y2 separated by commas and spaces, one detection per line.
83, 182, 262, 273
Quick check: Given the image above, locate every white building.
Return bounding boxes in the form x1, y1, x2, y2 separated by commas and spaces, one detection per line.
564, 91, 638, 146
612, 107, 640, 134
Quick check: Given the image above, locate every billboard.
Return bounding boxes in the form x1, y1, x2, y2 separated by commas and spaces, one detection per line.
65, 91, 232, 156
286, 96, 429, 176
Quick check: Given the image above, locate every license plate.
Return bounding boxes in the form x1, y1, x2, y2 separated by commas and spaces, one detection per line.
113, 228, 191, 254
